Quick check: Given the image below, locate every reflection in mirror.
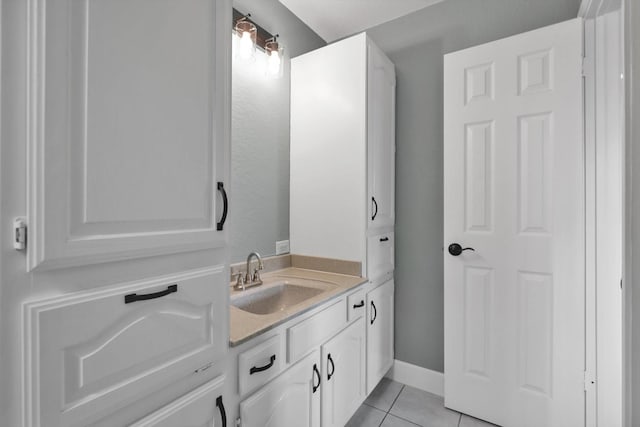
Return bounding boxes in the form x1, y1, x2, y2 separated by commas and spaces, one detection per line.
229, 0, 325, 263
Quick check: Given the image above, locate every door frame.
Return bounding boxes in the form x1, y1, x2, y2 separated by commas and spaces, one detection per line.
580, 1, 625, 426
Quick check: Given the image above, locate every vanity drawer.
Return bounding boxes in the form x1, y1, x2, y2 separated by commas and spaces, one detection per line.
239, 334, 284, 396
367, 232, 394, 280
23, 266, 228, 427
347, 288, 366, 321
287, 299, 347, 363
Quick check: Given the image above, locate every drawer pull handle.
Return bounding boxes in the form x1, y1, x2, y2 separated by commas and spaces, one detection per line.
380, 237, 389, 242
216, 396, 227, 427
371, 301, 377, 325
313, 363, 321, 393
124, 284, 177, 304
353, 300, 365, 309
327, 353, 335, 381
250, 355, 276, 375
217, 182, 229, 231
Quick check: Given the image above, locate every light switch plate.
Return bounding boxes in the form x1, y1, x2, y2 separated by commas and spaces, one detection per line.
276, 240, 290, 255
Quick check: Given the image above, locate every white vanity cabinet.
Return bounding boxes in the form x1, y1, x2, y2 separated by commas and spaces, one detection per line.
290, 32, 396, 279
366, 279, 395, 393
25, 0, 231, 271
240, 351, 321, 427
236, 288, 368, 427
321, 319, 367, 427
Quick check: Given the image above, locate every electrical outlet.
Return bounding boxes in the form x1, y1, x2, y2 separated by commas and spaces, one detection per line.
276, 240, 290, 255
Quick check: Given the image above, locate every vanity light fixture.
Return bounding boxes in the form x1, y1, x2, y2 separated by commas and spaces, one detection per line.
265, 36, 284, 78
234, 13, 257, 61
233, 8, 285, 78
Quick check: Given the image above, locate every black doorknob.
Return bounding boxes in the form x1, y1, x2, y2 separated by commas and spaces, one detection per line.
448, 243, 475, 256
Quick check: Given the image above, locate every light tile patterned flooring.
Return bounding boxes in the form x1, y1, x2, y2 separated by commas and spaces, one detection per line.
346, 378, 499, 427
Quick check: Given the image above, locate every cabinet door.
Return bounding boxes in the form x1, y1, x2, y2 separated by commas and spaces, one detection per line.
321, 319, 367, 427
240, 351, 321, 427
130, 376, 227, 427
367, 41, 396, 229
367, 279, 395, 393
23, 266, 228, 427
26, 0, 231, 271
367, 232, 395, 281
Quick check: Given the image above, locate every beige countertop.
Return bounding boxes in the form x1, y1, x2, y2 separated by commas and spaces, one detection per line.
229, 267, 367, 346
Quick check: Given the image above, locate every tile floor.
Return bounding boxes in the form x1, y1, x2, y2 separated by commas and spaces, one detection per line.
346, 378, 499, 427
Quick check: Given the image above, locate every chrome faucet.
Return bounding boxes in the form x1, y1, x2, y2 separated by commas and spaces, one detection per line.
239, 251, 263, 290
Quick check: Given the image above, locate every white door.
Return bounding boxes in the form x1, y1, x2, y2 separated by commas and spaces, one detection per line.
240, 351, 321, 427
321, 319, 366, 427
367, 40, 396, 229
367, 280, 395, 393
444, 18, 584, 427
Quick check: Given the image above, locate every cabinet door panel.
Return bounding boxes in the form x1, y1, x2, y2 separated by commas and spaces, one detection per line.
321, 319, 366, 427
367, 232, 395, 281
23, 266, 228, 427
367, 41, 396, 229
240, 351, 321, 427
367, 280, 395, 393
130, 376, 226, 427
27, 0, 231, 270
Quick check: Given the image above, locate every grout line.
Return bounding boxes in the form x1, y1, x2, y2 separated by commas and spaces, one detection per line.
388, 384, 405, 414
389, 413, 422, 426
378, 412, 389, 427
457, 413, 462, 427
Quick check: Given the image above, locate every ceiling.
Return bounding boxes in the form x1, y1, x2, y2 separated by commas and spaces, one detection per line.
278, 0, 446, 42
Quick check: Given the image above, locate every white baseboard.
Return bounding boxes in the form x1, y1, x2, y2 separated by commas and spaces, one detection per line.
385, 359, 444, 397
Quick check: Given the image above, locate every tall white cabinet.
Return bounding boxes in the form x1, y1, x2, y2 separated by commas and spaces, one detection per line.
26, 0, 230, 272
290, 32, 396, 394
7, 1, 232, 426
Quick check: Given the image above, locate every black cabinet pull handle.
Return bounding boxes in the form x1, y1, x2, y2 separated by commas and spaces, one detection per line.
380, 237, 389, 242
372, 197, 378, 221
124, 284, 177, 304
216, 396, 227, 427
371, 301, 377, 325
353, 300, 365, 309
448, 243, 475, 256
327, 354, 335, 381
250, 355, 276, 375
217, 182, 228, 231
312, 363, 321, 393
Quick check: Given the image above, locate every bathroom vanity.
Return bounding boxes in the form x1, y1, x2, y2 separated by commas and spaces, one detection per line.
224, 263, 394, 427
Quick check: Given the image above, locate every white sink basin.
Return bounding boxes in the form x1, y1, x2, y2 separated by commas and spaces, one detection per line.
231, 276, 339, 315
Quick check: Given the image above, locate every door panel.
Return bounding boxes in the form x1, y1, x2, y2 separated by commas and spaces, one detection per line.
130, 376, 226, 427
23, 266, 228, 427
321, 319, 366, 427
240, 351, 321, 427
366, 280, 395, 393
444, 18, 584, 427
367, 41, 396, 229
27, 0, 230, 271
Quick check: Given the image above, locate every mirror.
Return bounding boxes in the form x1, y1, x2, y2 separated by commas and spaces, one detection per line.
229, 1, 325, 263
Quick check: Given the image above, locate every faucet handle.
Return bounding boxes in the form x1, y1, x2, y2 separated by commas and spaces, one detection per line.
252, 268, 262, 283
232, 272, 245, 287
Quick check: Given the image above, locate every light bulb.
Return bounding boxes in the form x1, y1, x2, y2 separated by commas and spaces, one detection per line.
267, 50, 282, 76
239, 31, 254, 60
